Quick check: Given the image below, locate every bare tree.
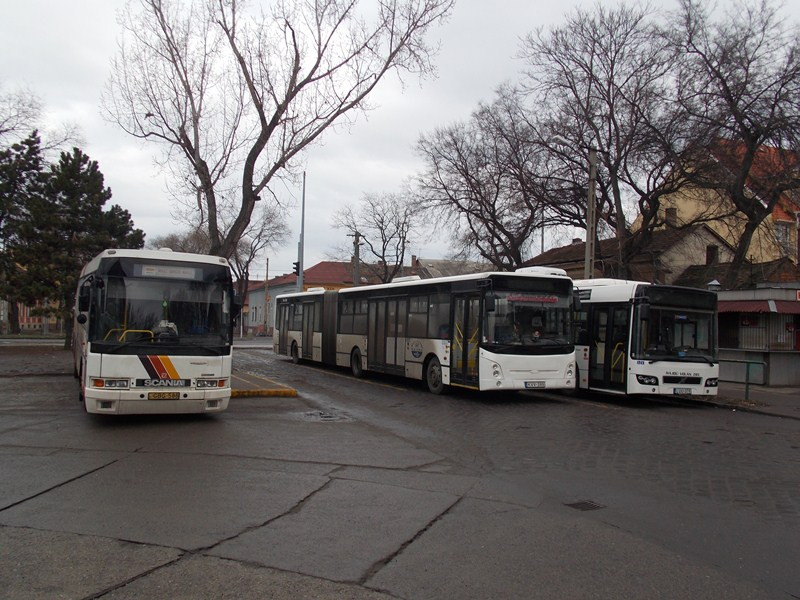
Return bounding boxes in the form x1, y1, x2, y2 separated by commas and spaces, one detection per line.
0, 82, 81, 152
520, 2, 692, 277
150, 202, 289, 295
669, 0, 800, 288
415, 86, 573, 270
334, 192, 416, 283
102, 0, 454, 259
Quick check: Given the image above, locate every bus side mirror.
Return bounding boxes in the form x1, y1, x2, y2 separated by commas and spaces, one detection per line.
76, 313, 87, 325
78, 285, 91, 312
232, 293, 243, 319
485, 293, 496, 312
572, 295, 582, 311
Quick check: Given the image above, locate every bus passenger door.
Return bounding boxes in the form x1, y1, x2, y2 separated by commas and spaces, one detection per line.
278, 305, 289, 355
451, 294, 480, 388
302, 301, 314, 359
368, 298, 402, 371
589, 305, 628, 392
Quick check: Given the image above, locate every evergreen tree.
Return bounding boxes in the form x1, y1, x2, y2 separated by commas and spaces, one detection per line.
1, 142, 145, 344
0, 132, 46, 334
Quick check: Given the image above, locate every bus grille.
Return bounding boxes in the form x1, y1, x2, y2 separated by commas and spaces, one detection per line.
663, 376, 702, 384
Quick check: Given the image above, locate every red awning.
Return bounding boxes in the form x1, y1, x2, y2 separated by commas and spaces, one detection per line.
775, 300, 800, 315
718, 300, 800, 314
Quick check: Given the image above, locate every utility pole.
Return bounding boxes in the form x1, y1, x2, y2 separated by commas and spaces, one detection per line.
585, 147, 597, 279
349, 231, 361, 286
297, 172, 306, 292
264, 256, 270, 335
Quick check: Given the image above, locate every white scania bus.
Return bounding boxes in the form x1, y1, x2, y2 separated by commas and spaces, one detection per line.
72, 248, 238, 414
274, 268, 577, 394
572, 279, 719, 396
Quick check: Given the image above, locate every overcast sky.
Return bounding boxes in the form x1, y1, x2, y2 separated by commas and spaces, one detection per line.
5, 0, 797, 280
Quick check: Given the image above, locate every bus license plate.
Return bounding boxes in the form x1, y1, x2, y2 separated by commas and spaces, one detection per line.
525, 381, 546, 389
148, 392, 180, 400
673, 388, 692, 395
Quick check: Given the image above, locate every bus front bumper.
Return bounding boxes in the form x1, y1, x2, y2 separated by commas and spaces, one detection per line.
84, 387, 231, 415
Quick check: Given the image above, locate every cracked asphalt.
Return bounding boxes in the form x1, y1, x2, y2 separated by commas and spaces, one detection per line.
1, 345, 799, 599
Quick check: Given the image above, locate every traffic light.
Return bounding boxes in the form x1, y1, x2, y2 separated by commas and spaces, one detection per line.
292, 261, 300, 276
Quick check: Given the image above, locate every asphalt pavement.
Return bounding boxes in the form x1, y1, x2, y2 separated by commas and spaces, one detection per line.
0, 338, 797, 419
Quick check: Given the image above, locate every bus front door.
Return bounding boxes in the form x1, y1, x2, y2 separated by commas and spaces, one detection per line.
588, 305, 629, 392
451, 294, 480, 388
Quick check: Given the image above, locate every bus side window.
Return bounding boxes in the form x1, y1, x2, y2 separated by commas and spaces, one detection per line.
428, 294, 450, 339
408, 296, 427, 338
574, 310, 588, 345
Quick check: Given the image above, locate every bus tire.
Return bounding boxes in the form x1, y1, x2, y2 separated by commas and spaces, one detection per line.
425, 356, 445, 395
351, 348, 364, 378
291, 342, 300, 364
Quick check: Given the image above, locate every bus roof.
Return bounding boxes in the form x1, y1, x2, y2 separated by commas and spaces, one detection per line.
80, 248, 232, 277
573, 278, 715, 303
274, 270, 572, 302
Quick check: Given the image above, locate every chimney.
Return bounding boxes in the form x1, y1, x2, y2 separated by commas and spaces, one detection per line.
665, 207, 678, 227
706, 245, 719, 266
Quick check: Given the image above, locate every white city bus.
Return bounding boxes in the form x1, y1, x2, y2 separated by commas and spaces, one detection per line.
72, 248, 238, 414
274, 268, 577, 394
573, 279, 719, 396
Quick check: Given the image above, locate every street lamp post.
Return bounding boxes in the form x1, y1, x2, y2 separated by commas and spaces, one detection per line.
297, 172, 306, 292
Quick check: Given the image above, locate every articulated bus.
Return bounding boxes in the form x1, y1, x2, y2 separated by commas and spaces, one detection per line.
573, 279, 719, 396
274, 268, 577, 394
72, 248, 238, 414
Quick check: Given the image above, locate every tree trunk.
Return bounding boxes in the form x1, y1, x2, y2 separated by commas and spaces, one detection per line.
722, 220, 759, 289
8, 302, 20, 335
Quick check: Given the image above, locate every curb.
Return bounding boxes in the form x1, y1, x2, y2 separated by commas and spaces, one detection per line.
230, 370, 298, 399
678, 396, 800, 421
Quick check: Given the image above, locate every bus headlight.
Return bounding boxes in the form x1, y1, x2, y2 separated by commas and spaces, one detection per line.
636, 374, 659, 386
565, 363, 574, 378
492, 363, 502, 379
92, 378, 129, 389
197, 378, 227, 389
704, 378, 718, 387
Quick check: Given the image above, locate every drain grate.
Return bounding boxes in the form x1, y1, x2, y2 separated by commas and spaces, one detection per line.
565, 500, 605, 512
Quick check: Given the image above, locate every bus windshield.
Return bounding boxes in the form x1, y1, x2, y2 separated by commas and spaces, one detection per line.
632, 304, 716, 362
88, 262, 232, 353
483, 288, 572, 355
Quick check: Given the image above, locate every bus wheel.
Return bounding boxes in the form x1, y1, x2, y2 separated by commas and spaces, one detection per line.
425, 357, 445, 395
351, 349, 364, 378
291, 342, 300, 364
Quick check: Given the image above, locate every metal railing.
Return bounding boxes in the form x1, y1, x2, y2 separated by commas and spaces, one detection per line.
719, 359, 767, 402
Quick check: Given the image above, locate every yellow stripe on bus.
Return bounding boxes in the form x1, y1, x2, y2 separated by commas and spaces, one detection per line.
158, 355, 180, 379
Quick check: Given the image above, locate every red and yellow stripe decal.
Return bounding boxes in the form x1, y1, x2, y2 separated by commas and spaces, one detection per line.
138, 355, 181, 380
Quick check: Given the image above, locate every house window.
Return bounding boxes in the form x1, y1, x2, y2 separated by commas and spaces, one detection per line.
775, 221, 792, 257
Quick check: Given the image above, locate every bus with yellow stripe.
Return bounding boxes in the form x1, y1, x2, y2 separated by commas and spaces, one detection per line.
72, 248, 238, 414
275, 268, 577, 394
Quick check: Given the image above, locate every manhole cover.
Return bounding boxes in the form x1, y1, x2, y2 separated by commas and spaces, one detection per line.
303, 410, 348, 422
564, 500, 605, 512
